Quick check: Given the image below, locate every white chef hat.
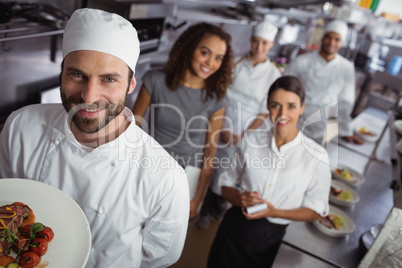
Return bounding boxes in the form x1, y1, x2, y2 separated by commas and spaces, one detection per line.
253, 21, 278, 42
324, 20, 348, 42
62, 8, 140, 73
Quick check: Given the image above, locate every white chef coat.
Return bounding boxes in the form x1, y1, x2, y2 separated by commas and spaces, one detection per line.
211, 55, 281, 195
219, 131, 331, 225
0, 104, 189, 268
284, 51, 355, 142
225, 54, 282, 133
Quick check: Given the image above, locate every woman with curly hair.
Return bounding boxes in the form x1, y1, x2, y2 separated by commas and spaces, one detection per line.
132, 22, 234, 219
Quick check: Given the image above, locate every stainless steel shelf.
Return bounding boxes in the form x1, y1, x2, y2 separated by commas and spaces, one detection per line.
0, 18, 64, 43
175, 9, 250, 25
0, 29, 64, 42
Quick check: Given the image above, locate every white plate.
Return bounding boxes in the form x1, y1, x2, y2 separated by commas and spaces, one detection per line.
313, 205, 355, 237
393, 120, 402, 136
0, 179, 91, 268
329, 180, 360, 207
397, 139, 402, 155
331, 164, 365, 188
354, 126, 378, 143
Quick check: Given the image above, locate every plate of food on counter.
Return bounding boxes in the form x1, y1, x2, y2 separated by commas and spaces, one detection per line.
313, 205, 355, 237
0, 178, 91, 268
393, 120, 402, 136
354, 126, 379, 143
330, 180, 360, 207
331, 164, 364, 188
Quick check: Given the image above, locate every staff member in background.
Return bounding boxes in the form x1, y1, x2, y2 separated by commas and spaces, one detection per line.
0, 8, 189, 268
284, 20, 363, 145
197, 21, 282, 230
207, 76, 331, 268
132, 23, 234, 219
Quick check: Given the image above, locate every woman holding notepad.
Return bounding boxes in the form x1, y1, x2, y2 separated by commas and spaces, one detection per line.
208, 76, 331, 267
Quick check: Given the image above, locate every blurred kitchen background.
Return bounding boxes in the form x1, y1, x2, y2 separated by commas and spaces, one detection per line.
1, 0, 402, 122
1, 0, 402, 267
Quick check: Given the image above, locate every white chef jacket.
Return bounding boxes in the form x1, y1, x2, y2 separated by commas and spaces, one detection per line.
0, 104, 189, 268
225, 54, 282, 133
284, 51, 355, 142
219, 131, 331, 225
211, 55, 281, 195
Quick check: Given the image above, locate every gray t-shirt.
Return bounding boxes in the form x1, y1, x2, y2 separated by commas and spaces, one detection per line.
143, 70, 225, 168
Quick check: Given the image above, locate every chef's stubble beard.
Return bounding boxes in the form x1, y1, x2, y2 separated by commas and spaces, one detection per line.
60, 89, 128, 134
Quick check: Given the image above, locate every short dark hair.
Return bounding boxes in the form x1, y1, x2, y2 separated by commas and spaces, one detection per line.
267, 76, 305, 105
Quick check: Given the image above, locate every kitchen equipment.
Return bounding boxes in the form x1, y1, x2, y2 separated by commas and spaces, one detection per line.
277, 24, 300, 45
388, 55, 402, 76
358, 224, 382, 257
359, 208, 402, 267
355, 38, 389, 73
87, 0, 176, 54
0, 2, 69, 29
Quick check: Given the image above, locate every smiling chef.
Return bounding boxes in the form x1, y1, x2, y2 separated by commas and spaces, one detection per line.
0, 8, 189, 268
284, 20, 363, 145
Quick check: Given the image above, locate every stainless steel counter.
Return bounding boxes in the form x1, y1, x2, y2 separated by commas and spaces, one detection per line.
334, 107, 389, 160
273, 243, 337, 268
282, 143, 394, 268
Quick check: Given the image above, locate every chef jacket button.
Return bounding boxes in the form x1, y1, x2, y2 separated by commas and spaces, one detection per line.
111, 160, 119, 167
54, 139, 60, 145
96, 207, 105, 215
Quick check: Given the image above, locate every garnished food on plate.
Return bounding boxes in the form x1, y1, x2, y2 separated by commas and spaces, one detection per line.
0, 202, 54, 268
332, 165, 364, 188
318, 214, 345, 230
334, 168, 353, 182
330, 186, 352, 202
357, 127, 376, 136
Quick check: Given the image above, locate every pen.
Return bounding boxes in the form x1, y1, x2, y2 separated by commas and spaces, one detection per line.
236, 184, 267, 214
236, 184, 263, 200
236, 184, 247, 193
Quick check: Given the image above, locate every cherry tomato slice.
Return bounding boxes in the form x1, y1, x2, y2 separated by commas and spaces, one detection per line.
36, 226, 54, 242
19, 251, 40, 268
20, 224, 32, 238
12, 235, 30, 254
29, 238, 48, 257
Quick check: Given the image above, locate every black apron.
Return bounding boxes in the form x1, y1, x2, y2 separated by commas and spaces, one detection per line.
208, 206, 288, 268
